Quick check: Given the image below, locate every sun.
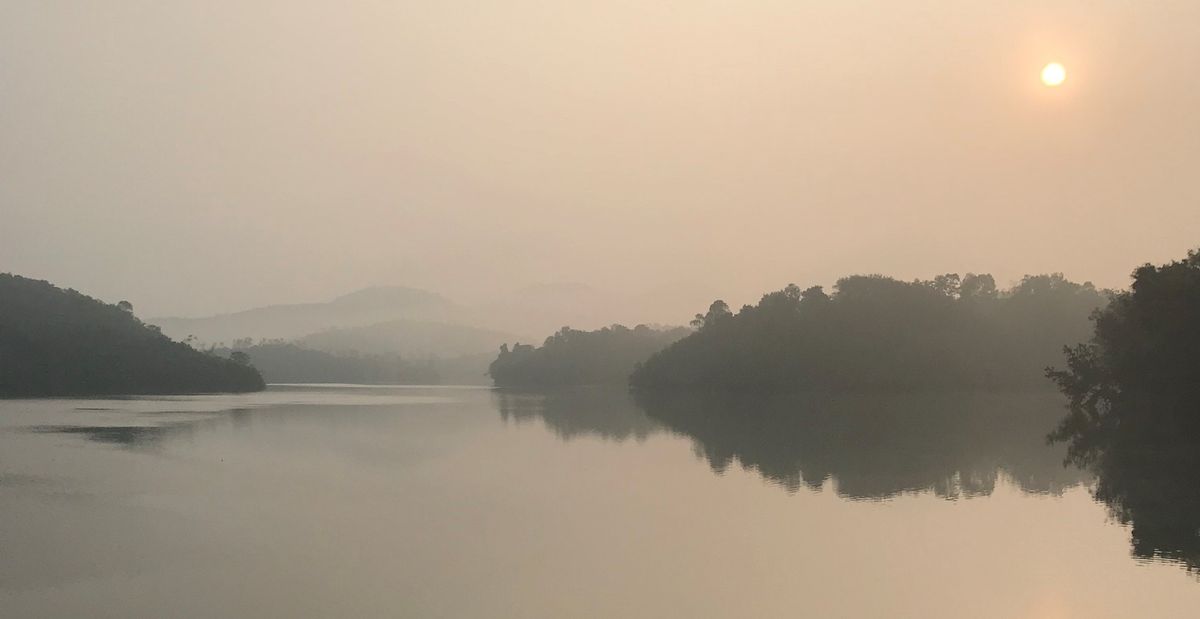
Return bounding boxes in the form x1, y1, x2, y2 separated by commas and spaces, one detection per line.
1041, 62, 1066, 87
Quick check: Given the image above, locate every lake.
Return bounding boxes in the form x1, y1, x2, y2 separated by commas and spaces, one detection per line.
2, 385, 1197, 617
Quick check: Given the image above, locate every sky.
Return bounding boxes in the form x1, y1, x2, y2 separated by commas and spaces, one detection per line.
2, 1, 1199, 323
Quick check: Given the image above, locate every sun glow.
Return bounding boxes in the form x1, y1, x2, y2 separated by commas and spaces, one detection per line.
1041, 62, 1066, 87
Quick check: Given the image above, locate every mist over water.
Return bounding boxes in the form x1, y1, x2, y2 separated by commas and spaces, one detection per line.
3, 386, 1198, 618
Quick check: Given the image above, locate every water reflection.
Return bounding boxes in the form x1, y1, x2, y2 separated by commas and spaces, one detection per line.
1089, 447, 1200, 571
494, 388, 661, 442
27, 409, 252, 450
5, 386, 1200, 617
495, 388, 1089, 500
634, 388, 1200, 573
634, 391, 1087, 499
24, 387, 1198, 577
31, 422, 198, 448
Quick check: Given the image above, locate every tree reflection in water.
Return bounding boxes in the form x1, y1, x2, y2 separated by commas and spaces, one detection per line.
634, 390, 1086, 500
495, 387, 1087, 500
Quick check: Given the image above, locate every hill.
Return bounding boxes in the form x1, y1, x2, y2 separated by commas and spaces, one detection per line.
0, 274, 264, 396
149, 286, 458, 344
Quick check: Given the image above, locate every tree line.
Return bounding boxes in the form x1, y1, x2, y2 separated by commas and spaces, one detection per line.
630, 272, 1107, 391
489, 324, 690, 388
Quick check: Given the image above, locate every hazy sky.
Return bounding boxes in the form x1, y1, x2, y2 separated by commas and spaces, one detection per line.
3, 1, 1198, 321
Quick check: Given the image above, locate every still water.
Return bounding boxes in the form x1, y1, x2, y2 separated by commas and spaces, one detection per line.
1, 385, 1197, 618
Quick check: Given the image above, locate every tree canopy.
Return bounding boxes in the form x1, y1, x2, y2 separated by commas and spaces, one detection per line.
1048, 249, 1200, 451
631, 272, 1107, 391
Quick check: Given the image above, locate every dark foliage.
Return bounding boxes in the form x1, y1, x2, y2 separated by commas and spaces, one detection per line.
632, 273, 1106, 391
489, 324, 690, 388
1047, 249, 1200, 571
149, 285, 456, 344
0, 274, 264, 396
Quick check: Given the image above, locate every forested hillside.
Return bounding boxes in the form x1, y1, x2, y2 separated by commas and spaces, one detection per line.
0, 274, 264, 396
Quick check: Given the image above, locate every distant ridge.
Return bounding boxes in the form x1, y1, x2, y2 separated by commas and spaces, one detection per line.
149, 286, 459, 344
328, 286, 450, 308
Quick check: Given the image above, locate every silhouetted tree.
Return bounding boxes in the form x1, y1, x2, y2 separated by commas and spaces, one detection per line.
1048, 250, 1200, 453
930, 273, 961, 298
960, 273, 997, 300
1047, 248, 1200, 572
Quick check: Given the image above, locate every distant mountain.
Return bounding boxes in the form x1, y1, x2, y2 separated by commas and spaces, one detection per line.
0, 274, 264, 396
150, 281, 705, 354
212, 341, 494, 386
298, 319, 514, 358
149, 286, 458, 344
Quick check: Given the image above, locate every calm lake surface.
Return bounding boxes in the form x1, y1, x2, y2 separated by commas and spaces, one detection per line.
2, 385, 1197, 618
